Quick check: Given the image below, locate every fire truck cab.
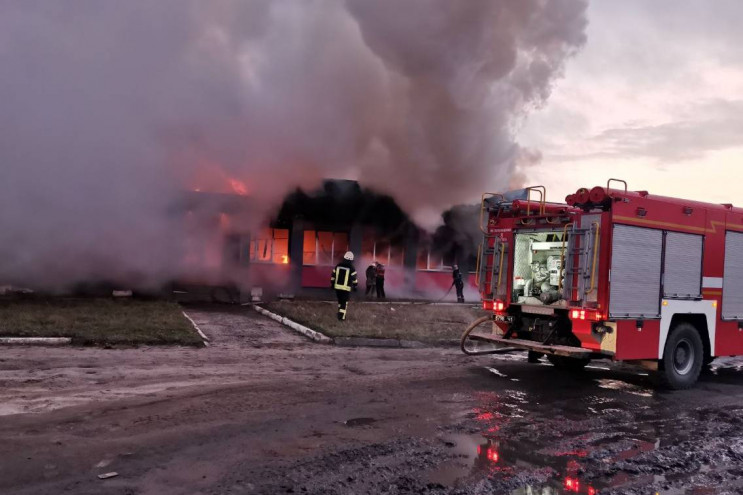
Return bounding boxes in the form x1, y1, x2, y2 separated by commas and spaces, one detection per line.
463, 180, 743, 389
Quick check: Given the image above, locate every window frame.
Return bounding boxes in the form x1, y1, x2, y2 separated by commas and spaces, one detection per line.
416, 247, 448, 271
249, 228, 289, 265
302, 230, 349, 266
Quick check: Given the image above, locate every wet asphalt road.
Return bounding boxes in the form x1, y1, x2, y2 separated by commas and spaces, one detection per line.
2, 306, 743, 494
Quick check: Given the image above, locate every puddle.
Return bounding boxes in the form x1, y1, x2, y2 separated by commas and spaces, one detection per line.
487, 367, 508, 378
427, 433, 490, 486
429, 416, 716, 495
433, 391, 704, 493
429, 432, 600, 494
343, 417, 376, 427
596, 379, 653, 398
442, 362, 728, 494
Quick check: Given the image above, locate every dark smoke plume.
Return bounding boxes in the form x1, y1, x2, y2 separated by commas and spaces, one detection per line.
0, 0, 588, 289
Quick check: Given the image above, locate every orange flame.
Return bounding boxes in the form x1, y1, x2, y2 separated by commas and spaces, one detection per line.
281, 255, 289, 264
229, 178, 249, 196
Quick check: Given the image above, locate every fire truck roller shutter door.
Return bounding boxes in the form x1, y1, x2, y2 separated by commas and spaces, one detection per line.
722, 231, 743, 319
609, 225, 663, 319
663, 232, 703, 299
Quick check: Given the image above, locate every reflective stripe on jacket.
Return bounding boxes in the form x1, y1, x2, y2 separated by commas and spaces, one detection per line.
331, 262, 358, 292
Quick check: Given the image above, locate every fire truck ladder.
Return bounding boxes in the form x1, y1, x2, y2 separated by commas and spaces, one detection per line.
476, 236, 506, 299
476, 193, 507, 300
561, 221, 600, 306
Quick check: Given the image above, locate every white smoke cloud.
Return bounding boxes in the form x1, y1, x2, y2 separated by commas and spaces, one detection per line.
0, 0, 587, 289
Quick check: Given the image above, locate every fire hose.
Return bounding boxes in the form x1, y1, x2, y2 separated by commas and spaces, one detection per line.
434, 283, 455, 303
409, 282, 456, 305
460, 314, 501, 355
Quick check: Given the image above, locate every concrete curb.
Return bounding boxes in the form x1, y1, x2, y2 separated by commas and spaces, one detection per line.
253, 305, 333, 344
182, 311, 210, 347
0, 337, 72, 346
251, 306, 460, 349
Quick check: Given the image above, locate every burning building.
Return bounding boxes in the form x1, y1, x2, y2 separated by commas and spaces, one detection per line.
176, 179, 484, 301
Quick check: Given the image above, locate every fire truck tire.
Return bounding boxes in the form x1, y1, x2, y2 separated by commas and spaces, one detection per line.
660, 323, 704, 390
547, 355, 590, 370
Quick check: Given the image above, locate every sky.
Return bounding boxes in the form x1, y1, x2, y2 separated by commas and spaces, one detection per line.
519, 0, 743, 205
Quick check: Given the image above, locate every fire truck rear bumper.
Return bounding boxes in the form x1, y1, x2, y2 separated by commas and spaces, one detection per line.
468, 333, 601, 359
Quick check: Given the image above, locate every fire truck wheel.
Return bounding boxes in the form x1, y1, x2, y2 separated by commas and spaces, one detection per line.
547, 355, 590, 370
660, 323, 704, 390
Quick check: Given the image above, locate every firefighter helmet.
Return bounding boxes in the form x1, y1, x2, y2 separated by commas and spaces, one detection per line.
343, 251, 354, 261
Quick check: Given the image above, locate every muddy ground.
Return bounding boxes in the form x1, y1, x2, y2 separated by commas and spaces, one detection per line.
1, 305, 743, 494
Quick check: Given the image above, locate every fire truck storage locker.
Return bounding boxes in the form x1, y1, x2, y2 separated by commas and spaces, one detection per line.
609, 225, 663, 319
663, 232, 703, 299
723, 231, 743, 320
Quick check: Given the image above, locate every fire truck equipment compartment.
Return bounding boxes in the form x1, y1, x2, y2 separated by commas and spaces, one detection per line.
609, 225, 663, 318
723, 231, 743, 319
512, 230, 567, 307
663, 232, 703, 299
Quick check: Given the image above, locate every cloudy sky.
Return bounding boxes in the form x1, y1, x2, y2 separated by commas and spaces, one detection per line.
520, 0, 743, 205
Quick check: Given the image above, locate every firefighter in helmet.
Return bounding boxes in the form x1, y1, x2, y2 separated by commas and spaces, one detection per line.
331, 251, 358, 321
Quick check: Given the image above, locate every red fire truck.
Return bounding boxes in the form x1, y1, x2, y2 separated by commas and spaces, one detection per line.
462, 180, 743, 389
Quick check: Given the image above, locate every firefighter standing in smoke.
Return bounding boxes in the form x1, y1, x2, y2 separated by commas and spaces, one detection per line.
375, 261, 386, 299
331, 252, 358, 321
365, 263, 377, 297
452, 264, 465, 303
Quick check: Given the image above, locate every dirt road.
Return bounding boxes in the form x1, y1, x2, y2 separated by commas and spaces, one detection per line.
2, 305, 743, 494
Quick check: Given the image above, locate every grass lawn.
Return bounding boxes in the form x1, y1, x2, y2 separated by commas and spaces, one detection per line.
0, 298, 204, 346
263, 300, 487, 342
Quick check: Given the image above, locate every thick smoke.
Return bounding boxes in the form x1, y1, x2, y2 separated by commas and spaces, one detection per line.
0, 0, 587, 289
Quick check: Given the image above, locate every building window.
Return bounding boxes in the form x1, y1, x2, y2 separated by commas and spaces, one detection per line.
303, 230, 349, 265
249, 228, 289, 264
416, 248, 446, 271
360, 233, 404, 267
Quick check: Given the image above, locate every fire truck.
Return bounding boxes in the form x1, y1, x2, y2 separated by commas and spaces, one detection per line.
462, 180, 743, 389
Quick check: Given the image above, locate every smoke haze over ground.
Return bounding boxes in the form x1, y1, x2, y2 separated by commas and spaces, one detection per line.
0, 0, 588, 289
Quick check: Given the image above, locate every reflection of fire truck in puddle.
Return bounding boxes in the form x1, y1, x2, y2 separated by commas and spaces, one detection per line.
462, 180, 743, 389
474, 438, 597, 494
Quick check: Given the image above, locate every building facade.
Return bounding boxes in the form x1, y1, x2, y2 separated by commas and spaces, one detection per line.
180, 180, 479, 301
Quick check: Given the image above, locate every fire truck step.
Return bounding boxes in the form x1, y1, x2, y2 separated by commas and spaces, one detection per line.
468, 334, 592, 359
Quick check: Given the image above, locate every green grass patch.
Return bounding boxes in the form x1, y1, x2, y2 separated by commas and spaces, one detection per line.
0, 298, 203, 346
263, 300, 487, 342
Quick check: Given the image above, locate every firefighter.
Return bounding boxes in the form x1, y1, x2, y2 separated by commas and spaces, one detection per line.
452, 264, 465, 303
331, 251, 358, 321
375, 262, 386, 299
365, 263, 377, 297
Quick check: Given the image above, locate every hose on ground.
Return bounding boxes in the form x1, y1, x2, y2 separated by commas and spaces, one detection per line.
434, 284, 455, 303
460, 315, 496, 355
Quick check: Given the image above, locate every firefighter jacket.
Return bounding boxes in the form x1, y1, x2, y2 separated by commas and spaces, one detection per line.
376, 263, 386, 278
452, 268, 464, 286
365, 265, 376, 286
331, 260, 358, 292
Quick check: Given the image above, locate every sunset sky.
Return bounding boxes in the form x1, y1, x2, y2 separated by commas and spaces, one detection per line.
520, 0, 743, 205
